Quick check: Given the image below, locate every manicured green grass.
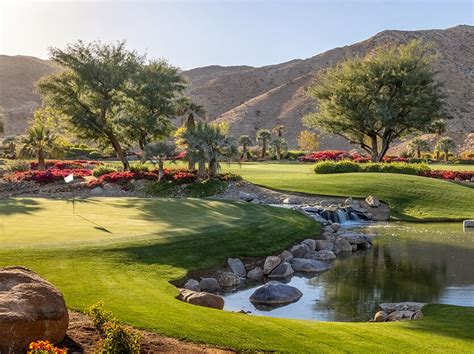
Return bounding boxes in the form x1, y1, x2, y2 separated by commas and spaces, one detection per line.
221, 162, 474, 221
1, 198, 473, 352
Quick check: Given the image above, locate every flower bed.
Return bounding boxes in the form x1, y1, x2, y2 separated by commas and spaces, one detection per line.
420, 170, 474, 181
300, 150, 369, 163
5, 168, 92, 184
30, 160, 103, 170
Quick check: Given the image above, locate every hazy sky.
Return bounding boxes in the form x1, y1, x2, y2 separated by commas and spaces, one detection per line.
1, 0, 472, 69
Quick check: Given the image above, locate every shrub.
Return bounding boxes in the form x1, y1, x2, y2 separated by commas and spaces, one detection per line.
286, 150, 306, 161
145, 180, 178, 197
28, 340, 66, 354
129, 163, 149, 173
93, 165, 118, 177
100, 321, 141, 354
100, 171, 158, 185
216, 172, 242, 182
85, 301, 115, 332
314, 161, 430, 175
453, 159, 474, 165
421, 170, 474, 181
314, 160, 361, 174
5, 168, 92, 184
184, 179, 227, 198
8, 160, 30, 172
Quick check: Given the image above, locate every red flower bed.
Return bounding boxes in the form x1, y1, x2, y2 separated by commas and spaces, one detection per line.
383, 156, 409, 163
7, 168, 92, 184
299, 150, 369, 163
100, 171, 158, 185
420, 170, 474, 181
30, 160, 103, 170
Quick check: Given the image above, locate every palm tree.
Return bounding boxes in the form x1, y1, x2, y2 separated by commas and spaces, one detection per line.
435, 137, 456, 163
238, 135, 252, 160
270, 137, 288, 160
430, 119, 446, 160
273, 125, 286, 138
408, 137, 430, 158
22, 125, 56, 170
256, 129, 272, 159
144, 140, 177, 181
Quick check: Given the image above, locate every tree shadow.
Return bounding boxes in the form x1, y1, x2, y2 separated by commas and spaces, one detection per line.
0, 198, 43, 216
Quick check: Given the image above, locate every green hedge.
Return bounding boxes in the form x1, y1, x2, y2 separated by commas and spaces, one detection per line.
314, 160, 430, 175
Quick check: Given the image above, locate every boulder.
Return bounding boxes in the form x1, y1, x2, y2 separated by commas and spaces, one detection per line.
183, 278, 200, 291
301, 239, 316, 251
320, 200, 330, 207
290, 244, 310, 258
239, 191, 256, 202
291, 258, 332, 272
304, 250, 336, 261
263, 256, 282, 275
199, 277, 220, 292
90, 186, 104, 196
344, 197, 353, 205
315, 240, 336, 252
282, 196, 303, 204
247, 267, 264, 279
386, 310, 415, 321
217, 272, 242, 287
278, 250, 294, 262
103, 182, 122, 192
268, 262, 294, 278
330, 223, 340, 232
339, 232, 374, 244
227, 258, 247, 277
178, 289, 224, 310
379, 302, 426, 314
365, 195, 381, 207
412, 310, 423, 320
250, 198, 262, 204
0, 266, 69, 353
323, 232, 336, 241
249, 281, 303, 305
373, 311, 387, 322
335, 237, 353, 253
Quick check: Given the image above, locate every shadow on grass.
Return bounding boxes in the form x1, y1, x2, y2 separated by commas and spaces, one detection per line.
0, 198, 43, 215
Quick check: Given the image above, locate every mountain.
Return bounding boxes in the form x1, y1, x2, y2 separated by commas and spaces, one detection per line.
1, 25, 473, 151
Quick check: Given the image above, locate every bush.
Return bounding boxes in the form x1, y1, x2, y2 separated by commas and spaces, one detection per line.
8, 160, 30, 172
93, 165, 118, 177
5, 168, 92, 184
286, 150, 306, 161
85, 301, 115, 332
421, 170, 474, 181
100, 321, 141, 354
216, 172, 242, 182
314, 161, 430, 175
145, 181, 178, 197
184, 179, 226, 198
453, 159, 474, 165
129, 163, 149, 173
28, 340, 66, 354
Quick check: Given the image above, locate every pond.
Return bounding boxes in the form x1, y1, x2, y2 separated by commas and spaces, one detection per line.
222, 222, 474, 321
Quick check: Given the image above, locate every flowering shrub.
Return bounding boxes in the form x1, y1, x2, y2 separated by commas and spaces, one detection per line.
300, 150, 370, 163
28, 340, 66, 354
383, 156, 409, 163
421, 170, 474, 181
30, 160, 102, 170
100, 171, 158, 185
5, 168, 92, 184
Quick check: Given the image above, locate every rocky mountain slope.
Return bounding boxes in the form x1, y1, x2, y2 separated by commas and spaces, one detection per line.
1, 25, 472, 151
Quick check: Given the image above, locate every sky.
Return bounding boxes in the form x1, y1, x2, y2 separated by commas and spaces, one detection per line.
0, 0, 472, 69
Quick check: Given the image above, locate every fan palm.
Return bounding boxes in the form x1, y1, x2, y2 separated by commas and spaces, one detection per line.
144, 140, 177, 181
435, 137, 456, 163
408, 137, 430, 158
22, 125, 56, 170
238, 135, 252, 160
256, 129, 272, 159
270, 137, 288, 160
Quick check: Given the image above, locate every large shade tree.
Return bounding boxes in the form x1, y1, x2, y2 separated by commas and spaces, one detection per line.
37, 40, 143, 170
120, 60, 186, 153
304, 39, 446, 162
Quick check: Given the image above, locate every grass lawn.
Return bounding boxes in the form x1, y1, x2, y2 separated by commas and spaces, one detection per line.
221, 162, 474, 221
0, 198, 473, 352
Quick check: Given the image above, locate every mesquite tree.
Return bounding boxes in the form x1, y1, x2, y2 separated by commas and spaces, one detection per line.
304, 39, 446, 162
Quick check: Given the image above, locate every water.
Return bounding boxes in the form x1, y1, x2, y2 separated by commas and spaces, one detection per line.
222, 222, 474, 321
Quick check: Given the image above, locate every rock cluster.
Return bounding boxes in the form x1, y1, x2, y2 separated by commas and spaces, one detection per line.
371, 302, 426, 322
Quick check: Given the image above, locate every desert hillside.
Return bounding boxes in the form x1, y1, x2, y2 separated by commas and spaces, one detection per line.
1, 25, 473, 150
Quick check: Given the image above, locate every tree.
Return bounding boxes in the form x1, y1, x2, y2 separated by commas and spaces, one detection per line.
297, 130, 320, 152
270, 137, 288, 160
22, 125, 56, 170
303, 39, 445, 162
435, 137, 456, 162
408, 137, 431, 158
144, 140, 177, 181
256, 129, 272, 159
183, 122, 236, 178
120, 60, 186, 152
37, 40, 143, 170
176, 98, 206, 130
238, 135, 252, 160
429, 119, 447, 160
273, 125, 286, 138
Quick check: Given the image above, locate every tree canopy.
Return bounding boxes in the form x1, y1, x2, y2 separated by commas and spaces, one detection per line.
304, 39, 446, 162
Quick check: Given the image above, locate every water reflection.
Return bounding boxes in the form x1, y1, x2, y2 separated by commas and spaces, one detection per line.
223, 222, 474, 321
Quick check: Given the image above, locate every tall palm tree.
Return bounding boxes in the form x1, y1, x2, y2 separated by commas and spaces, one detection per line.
256, 129, 272, 159
435, 137, 456, 163
22, 125, 56, 170
430, 119, 446, 160
144, 140, 177, 181
408, 137, 430, 158
273, 125, 286, 138
238, 135, 252, 160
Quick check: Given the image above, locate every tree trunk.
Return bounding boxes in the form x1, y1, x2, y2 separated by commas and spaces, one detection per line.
209, 159, 218, 177
417, 149, 421, 158
444, 150, 449, 163
187, 159, 195, 171
186, 114, 195, 129
242, 145, 248, 160
108, 133, 129, 170
370, 135, 379, 162
436, 151, 440, 160
38, 149, 45, 170
276, 147, 281, 160
197, 162, 207, 179
261, 141, 267, 159
158, 160, 164, 181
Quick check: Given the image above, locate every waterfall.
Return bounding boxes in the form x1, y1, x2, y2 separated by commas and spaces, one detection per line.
336, 210, 349, 224
350, 212, 361, 221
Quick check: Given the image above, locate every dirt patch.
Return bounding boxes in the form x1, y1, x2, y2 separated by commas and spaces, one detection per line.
62, 310, 233, 353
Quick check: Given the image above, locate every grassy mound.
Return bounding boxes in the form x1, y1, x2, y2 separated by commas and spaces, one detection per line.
222, 162, 474, 221
0, 198, 473, 352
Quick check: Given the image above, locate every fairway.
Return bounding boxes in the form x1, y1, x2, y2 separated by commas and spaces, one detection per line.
0, 197, 473, 352
221, 162, 474, 221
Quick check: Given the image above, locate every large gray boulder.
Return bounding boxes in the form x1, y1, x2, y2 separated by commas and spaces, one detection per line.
227, 258, 246, 277
247, 267, 264, 279
183, 278, 200, 291
0, 266, 69, 353
263, 256, 281, 275
335, 237, 352, 252
249, 281, 302, 305
239, 192, 257, 202
199, 277, 220, 292
301, 239, 316, 251
290, 244, 310, 258
315, 240, 336, 252
278, 250, 294, 262
291, 258, 332, 272
217, 272, 242, 287
304, 250, 336, 261
268, 262, 294, 278
379, 302, 426, 313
